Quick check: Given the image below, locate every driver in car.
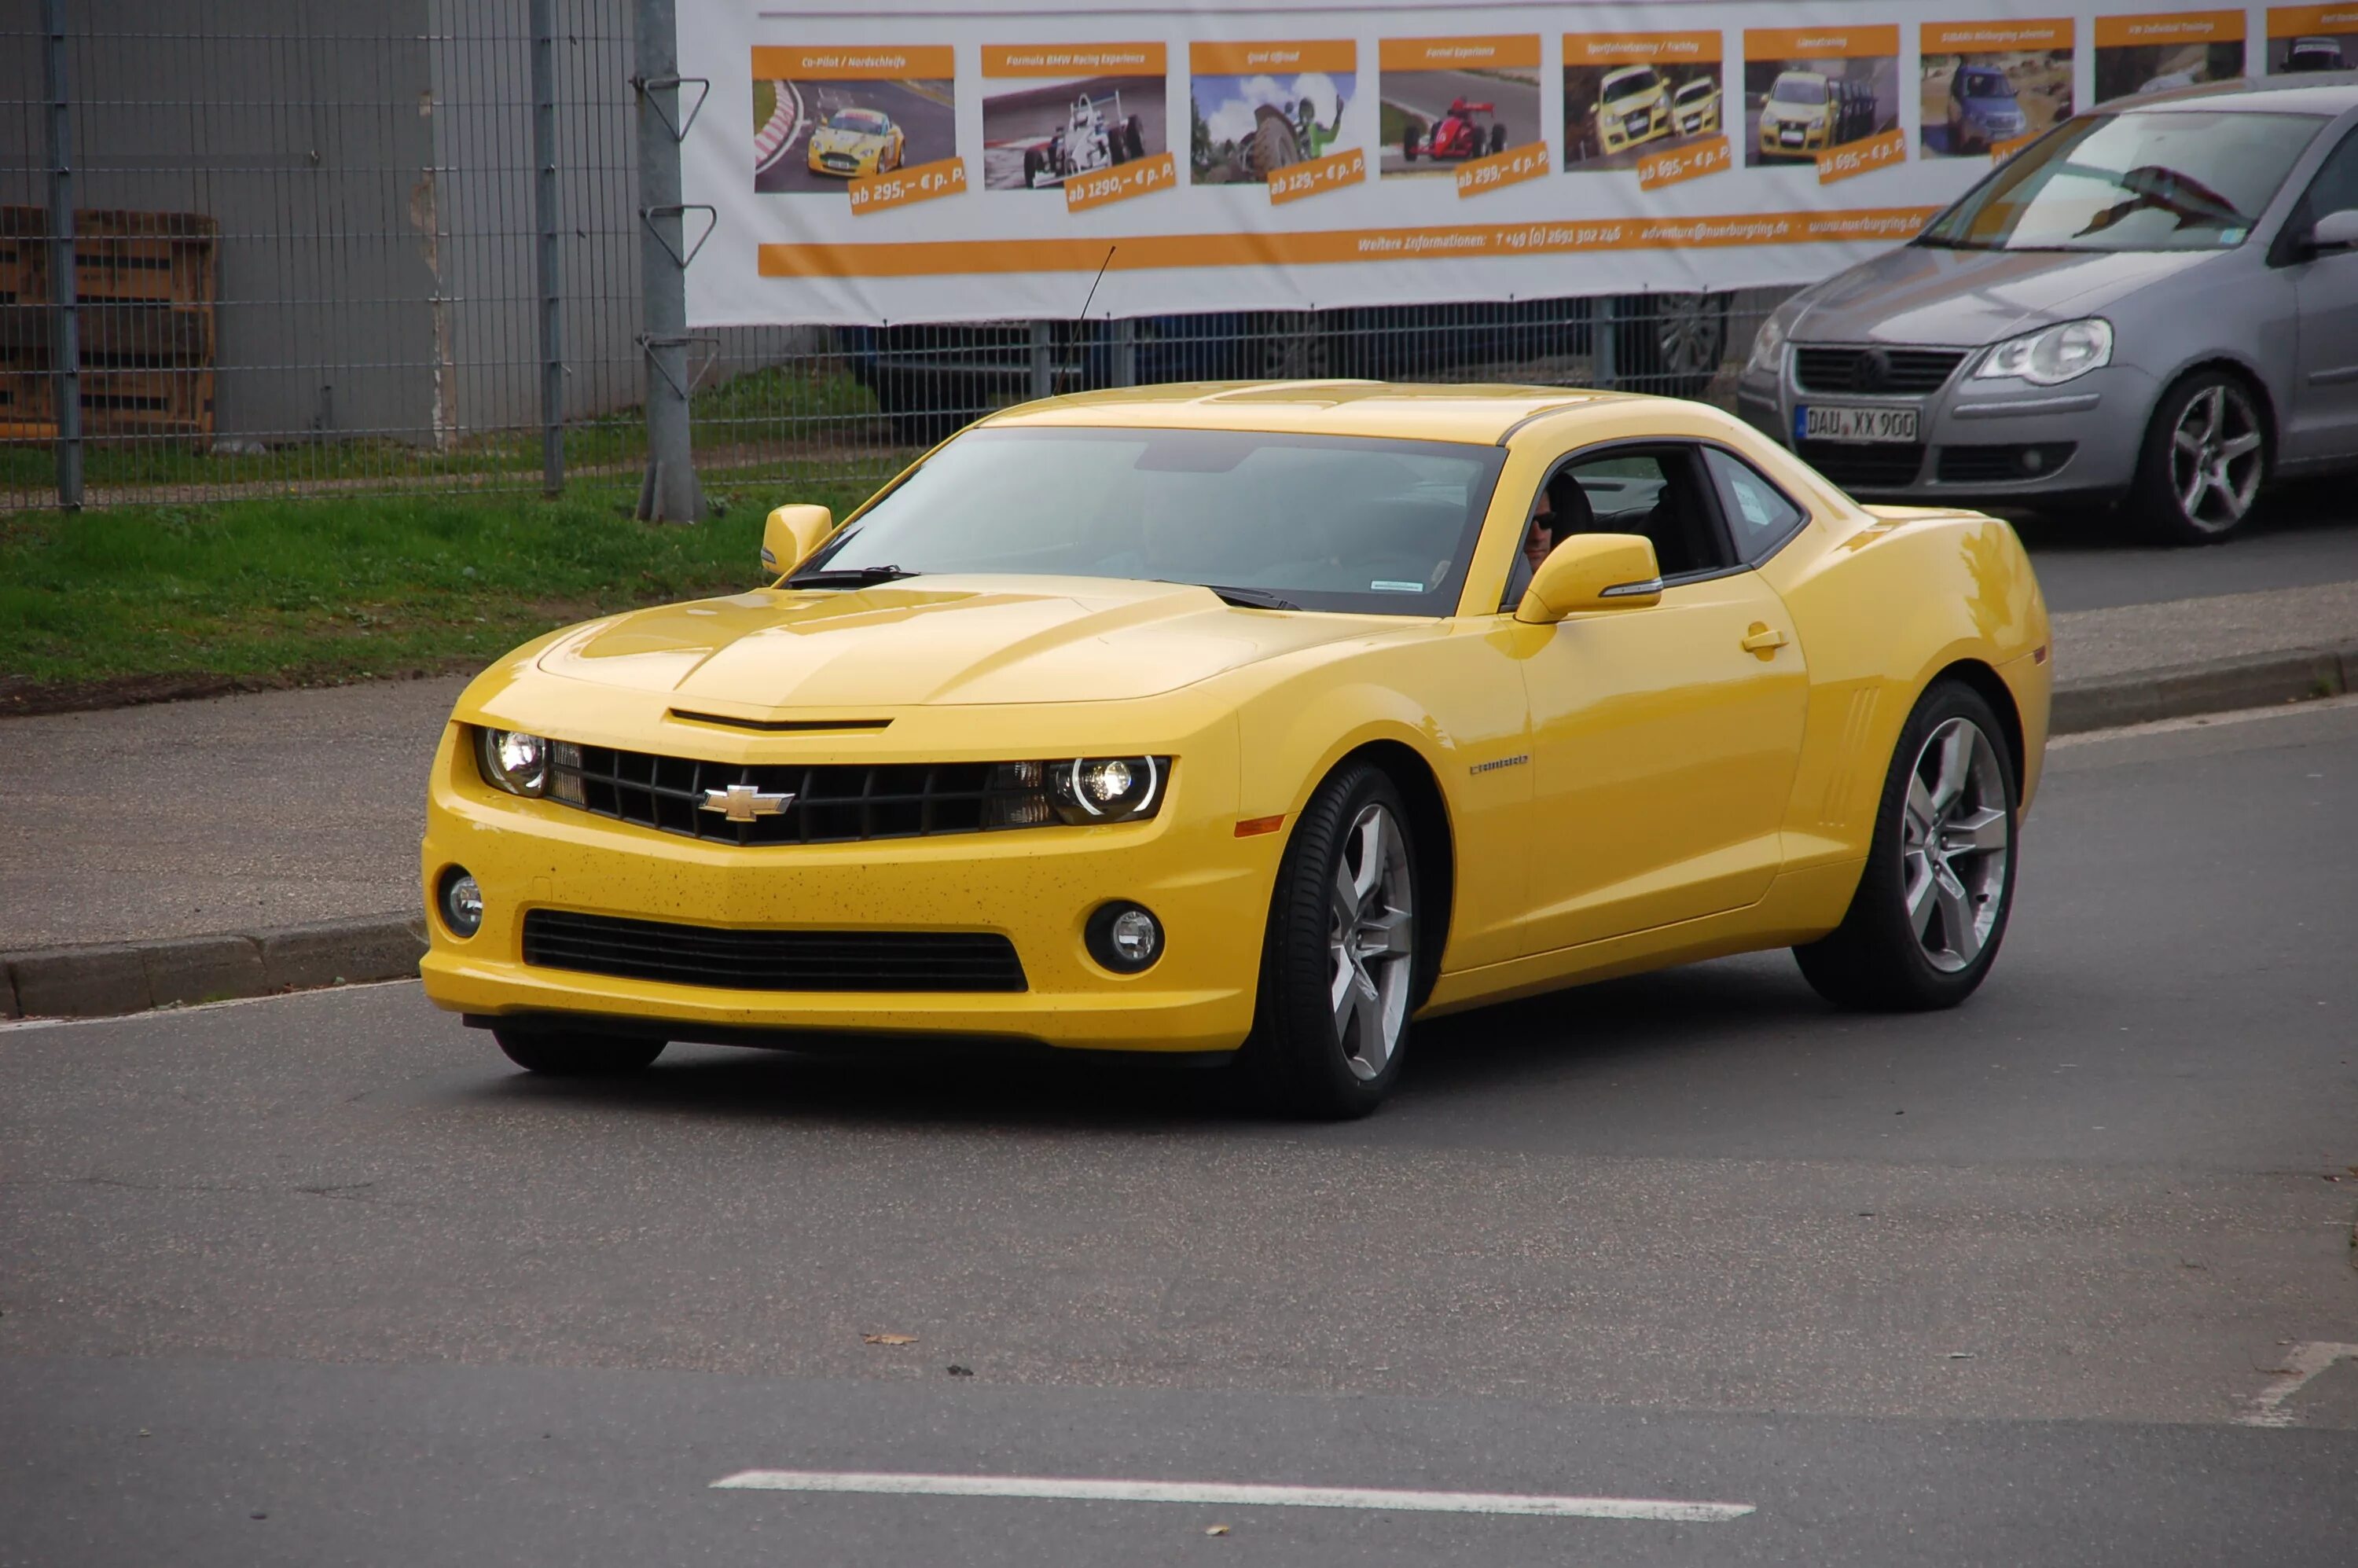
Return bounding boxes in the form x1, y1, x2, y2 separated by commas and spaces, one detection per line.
1522, 472, 1591, 572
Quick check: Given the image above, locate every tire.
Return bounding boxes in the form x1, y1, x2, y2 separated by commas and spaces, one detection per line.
1610, 291, 1730, 398
1402, 128, 1421, 162
1488, 123, 1508, 155
1241, 763, 1420, 1119
1793, 681, 2018, 1011
1022, 146, 1044, 186
494, 1027, 666, 1075
1251, 114, 1302, 178
2125, 369, 2269, 545
1125, 118, 1145, 162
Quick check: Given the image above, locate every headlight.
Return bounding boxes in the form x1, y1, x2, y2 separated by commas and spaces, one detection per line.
475, 727, 549, 797
1974, 318, 2113, 387
1745, 310, 1790, 377
1050, 756, 1165, 824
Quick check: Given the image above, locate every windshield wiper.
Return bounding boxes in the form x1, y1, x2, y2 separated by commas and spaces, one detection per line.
785, 564, 920, 589
1182, 582, 1301, 611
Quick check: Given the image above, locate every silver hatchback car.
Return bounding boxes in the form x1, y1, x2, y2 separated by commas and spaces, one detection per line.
1738, 75, 2358, 542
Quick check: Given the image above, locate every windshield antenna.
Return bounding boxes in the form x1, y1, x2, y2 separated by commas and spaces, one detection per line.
1077, 244, 1117, 322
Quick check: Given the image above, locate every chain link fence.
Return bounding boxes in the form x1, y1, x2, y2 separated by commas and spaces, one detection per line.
2, 0, 1795, 513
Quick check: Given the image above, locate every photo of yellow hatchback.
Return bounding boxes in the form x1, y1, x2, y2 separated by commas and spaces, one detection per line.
1757, 70, 1838, 156
805, 106, 905, 178
1591, 64, 1672, 155
420, 384, 2051, 1118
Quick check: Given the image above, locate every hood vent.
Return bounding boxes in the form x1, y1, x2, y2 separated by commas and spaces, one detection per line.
668, 710, 894, 734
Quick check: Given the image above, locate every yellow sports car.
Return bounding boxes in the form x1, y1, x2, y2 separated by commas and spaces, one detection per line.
806, 106, 905, 178
1594, 65, 1672, 154
1758, 71, 1838, 158
420, 384, 2051, 1118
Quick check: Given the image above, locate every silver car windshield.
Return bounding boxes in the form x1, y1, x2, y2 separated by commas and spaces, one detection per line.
1919, 110, 2323, 252
800, 426, 1508, 616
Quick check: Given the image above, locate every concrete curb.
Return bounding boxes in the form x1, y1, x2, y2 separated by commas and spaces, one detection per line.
4, 646, 2352, 1022
2, 914, 426, 1023
2051, 644, 2356, 734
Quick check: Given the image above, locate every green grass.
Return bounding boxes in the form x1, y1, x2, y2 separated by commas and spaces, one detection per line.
0, 480, 878, 692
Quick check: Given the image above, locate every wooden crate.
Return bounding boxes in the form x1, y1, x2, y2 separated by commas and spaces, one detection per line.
0, 207, 217, 442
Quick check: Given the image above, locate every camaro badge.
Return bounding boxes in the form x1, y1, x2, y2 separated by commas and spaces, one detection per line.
701, 783, 795, 823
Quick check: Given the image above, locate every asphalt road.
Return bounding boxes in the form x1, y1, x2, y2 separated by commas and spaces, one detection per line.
754, 79, 957, 195
6, 700, 2356, 1563
1377, 69, 1542, 178
2019, 478, 2358, 611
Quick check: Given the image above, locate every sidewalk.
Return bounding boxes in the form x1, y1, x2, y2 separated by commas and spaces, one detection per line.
5, 582, 2355, 1016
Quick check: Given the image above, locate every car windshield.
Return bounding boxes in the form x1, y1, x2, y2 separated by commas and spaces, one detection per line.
1676, 79, 1712, 102
1917, 110, 2323, 252
830, 110, 883, 132
1772, 76, 1827, 105
799, 427, 1508, 617
1606, 69, 1661, 101
1960, 70, 2015, 99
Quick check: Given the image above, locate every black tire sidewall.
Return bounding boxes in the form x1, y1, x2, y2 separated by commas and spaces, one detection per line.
1245, 762, 1417, 1118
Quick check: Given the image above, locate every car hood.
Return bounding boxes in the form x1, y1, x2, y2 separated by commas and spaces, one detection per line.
1788, 244, 2221, 347
532, 577, 1403, 709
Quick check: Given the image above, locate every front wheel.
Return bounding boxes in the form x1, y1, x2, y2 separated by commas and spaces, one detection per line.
1242, 764, 1419, 1118
494, 1027, 666, 1076
2128, 370, 2268, 544
1794, 681, 2018, 1011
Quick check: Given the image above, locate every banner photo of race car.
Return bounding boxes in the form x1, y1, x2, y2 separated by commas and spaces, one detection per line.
683, 0, 2263, 329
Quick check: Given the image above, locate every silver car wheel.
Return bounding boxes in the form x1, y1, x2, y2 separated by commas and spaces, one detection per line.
1327, 802, 1414, 1080
1899, 717, 2011, 975
2169, 383, 2264, 534
1653, 292, 1726, 380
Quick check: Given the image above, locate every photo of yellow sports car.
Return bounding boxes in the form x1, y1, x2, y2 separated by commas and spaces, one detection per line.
805, 106, 905, 178
419, 384, 2051, 1118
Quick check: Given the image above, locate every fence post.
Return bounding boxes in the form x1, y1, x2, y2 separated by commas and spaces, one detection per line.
1592, 296, 1618, 391
531, 0, 564, 496
1109, 316, 1137, 389
1028, 320, 1053, 400
633, 0, 702, 523
42, 0, 82, 510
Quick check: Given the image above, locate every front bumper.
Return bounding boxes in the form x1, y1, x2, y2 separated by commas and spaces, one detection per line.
1600, 111, 1664, 152
1737, 349, 2157, 505
417, 723, 1273, 1054
1760, 118, 1828, 155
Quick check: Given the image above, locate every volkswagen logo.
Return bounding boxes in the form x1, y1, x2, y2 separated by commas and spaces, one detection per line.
1853, 348, 1892, 393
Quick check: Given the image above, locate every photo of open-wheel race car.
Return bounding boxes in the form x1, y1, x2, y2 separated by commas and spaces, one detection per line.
1401, 97, 1509, 163
1023, 91, 1148, 188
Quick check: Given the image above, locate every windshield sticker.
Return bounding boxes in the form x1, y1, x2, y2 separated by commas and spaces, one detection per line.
2219, 226, 2246, 246
1369, 579, 1426, 592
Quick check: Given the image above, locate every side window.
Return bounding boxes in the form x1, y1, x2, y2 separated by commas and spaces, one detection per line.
1504, 442, 1738, 608
2295, 126, 2358, 236
1702, 448, 1807, 560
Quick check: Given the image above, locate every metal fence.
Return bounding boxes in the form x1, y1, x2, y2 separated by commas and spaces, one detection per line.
1, 0, 1795, 514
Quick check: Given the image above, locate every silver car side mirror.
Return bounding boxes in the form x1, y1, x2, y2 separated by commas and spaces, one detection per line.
2310, 208, 2358, 252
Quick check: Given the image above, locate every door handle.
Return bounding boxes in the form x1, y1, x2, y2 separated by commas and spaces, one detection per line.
1740, 623, 1789, 655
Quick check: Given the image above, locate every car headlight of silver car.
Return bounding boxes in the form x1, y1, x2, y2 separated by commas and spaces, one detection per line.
1744, 310, 1791, 377
476, 727, 552, 798
1974, 318, 2113, 387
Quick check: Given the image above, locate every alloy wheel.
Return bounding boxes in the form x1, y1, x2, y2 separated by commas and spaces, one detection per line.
1651, 293, 1726, 381
1900, 718, 2011, 974
2168, 383, 2264, 534
1327, 802, 1414, 1080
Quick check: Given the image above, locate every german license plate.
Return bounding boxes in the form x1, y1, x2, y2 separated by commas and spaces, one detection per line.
1798, 404, 1919, 443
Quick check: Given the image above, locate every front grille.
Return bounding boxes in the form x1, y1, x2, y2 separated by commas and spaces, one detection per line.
1936, 442, 2077, 484
546, 743, 1053, 846
1797, 440, 1926, 490
1794, 346, 1970, 395
522, 910, 1028, 993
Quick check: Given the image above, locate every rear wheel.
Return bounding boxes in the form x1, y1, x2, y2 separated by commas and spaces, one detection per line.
1611, 292, 1729, 398
494, 1027, 665, 1076
1242, 764, 1418, 1119
1488, 122, 1509, 155
1124, 116, 1146, 162
1794, 681, 2018, 1011
2128, 370, 2268, 544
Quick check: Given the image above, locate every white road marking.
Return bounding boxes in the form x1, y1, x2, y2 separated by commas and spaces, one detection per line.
2239, 1342, 2358, 1428
711, 1470, 1754, 1522
2050, 692, 2358, 748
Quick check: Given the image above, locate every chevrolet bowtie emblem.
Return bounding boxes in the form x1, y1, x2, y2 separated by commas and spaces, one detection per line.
701, 783, 795, 823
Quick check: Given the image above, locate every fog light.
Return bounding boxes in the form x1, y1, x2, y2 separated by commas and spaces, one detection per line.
439, 867, 484, 938
1085, 901, 1162, 973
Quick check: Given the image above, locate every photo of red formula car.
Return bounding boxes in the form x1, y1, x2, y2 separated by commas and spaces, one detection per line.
1401, 97, 1509, 162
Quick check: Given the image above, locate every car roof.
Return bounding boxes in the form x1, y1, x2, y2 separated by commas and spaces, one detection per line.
2095, 72, 2358, 115
980, 380, 1666, 445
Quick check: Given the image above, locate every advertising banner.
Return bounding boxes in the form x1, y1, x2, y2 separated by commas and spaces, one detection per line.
686, 2, 2275, 328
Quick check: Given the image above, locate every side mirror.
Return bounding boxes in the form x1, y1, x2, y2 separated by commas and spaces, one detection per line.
761, 504, 835, 577
1515, 533, 1663, 624
2312, 209, 2358, 253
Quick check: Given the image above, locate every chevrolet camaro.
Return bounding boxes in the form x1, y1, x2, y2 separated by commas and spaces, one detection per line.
420, 384, 2051, 1118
